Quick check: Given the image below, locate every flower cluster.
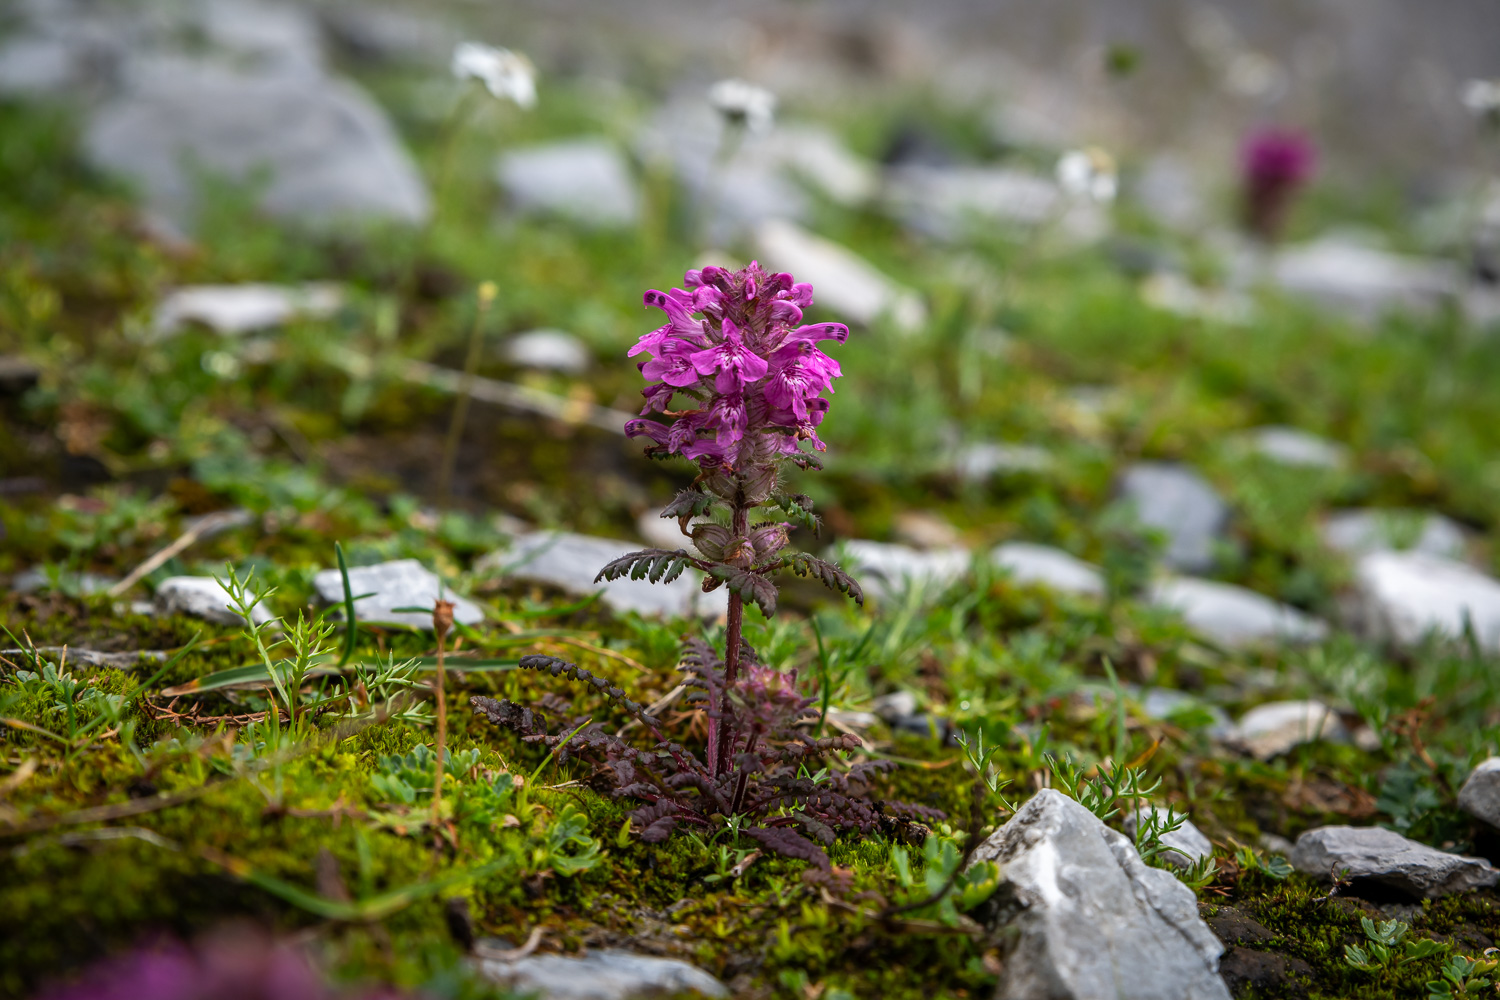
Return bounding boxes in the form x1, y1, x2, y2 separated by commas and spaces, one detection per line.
625, 262, 848, 473
451, 42, 537, 109
37, 930, 406, 1000
1240, 127, 1315, 240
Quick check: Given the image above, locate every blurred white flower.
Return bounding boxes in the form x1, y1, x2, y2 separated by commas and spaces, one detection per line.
1463, 79, 1500, 122
708, 78, 776, 132
451, 42, 536, 109
1056, 147, 1118, 204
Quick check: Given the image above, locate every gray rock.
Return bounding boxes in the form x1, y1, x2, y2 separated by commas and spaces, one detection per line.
320, 5, 457, 64
838, 540, 969, 604
153, 284, 343, 338
1458, 758, 1500, 828
1229, 700, 1346, 760
754, 219, 926, 331
951, 441, 1053, 479
1290, 826, 1499, 899
1351, 551, 1500, 651
501, 329, 591, 374
990, 542, 1105, 598
477, 948, 726, 1000
1270, 238, 1461, 321
885, 164, 1055, 231
967, 789, 1231, 1000
312, 559, 484, 630
1134, 155, 1206, 232
1322, 509, 1467, 560
870, 690, 920, 722
11, 568, 117, 596
1242, 426, 1348, 469
85, 58, 430, 232
1139, 689, 1232, 736
155, 576, 274, 627
480, 532, 703, 619
496, 139, 640, 227
1148, 577, 1328, 648
0, 355, 42, 396
1123, 805, 1215, 868
1118, 463, 1230, 573
893, 511, 961, 550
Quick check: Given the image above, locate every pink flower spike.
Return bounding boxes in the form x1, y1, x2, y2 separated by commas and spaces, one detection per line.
643, 289, 709, 344
786, 322, 848, 345
689, 318, 769, 393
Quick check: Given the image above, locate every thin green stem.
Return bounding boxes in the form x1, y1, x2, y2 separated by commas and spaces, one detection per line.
435, 284, 496, 506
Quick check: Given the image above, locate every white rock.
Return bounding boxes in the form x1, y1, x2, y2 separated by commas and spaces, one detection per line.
951, 441, 1053, 479
11, 568, 117, 595
153, 283, 342, 338
1352, 551, 1500, 651
1118, 463, 1230, 573
86, 58, 430, 232
1139, 271, 1253, 325
967, 789, 1231, 1000
501, 329, 591, 374
1230, 700, 1346, 759
1123, 805, 1215, 868
478, 948, 726, 1000
633, 511, 701, 555
1270, 238, 1460, 321
837, 540, 969, 604
480, 532, 703, 619
1321, 509, 1467, 560
155, 576, 274, 628
1148, 577, 1327, 648
893, 511, 961, 550
990, 542, 1105, 598
1134, 155, 1206, 232
312, 559, 484, 630
1458, 758, 1500, 828
870, 690, 920, 722
1291, 825, 1499, 899
496, 139, 640, 227
1139, 689, 1232, 735
1242, 426, 1347, 469
886, 164, 1056, 230
754, 219, 926, 331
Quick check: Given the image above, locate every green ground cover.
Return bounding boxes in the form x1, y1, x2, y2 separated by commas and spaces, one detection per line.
4, 66, 1500, 999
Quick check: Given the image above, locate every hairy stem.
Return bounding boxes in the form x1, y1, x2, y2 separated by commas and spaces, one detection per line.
711, 502, 751, 777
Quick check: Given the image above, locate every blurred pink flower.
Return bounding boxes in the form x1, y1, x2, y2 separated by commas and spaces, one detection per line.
1240, 127, 1316, 240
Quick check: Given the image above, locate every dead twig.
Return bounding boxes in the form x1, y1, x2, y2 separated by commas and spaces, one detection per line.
107, 509, 254, 597
475, 926, 546, 962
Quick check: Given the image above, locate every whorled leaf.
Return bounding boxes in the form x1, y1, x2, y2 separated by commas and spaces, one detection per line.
703, 564, 778, 617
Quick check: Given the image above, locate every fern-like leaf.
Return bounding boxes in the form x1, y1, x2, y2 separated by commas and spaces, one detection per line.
784, 552, 864, 606
742, 824, 830, 869
660, 489, 718, 522
594, 548, 700, 587
770, 493, 821, 536
704, 564, 778, 617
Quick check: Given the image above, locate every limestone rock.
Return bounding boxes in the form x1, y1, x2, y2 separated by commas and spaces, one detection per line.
1148, 577, 1328, 648
1270, 237, 1460, 321
1351, 551, 1500, 651
1290, 825, 1499, 899
990, 542, 1105, 598
1118, 463, 1229, 573
967, 789, 1231, 1000
837, 540, 969, 604
312, 559, 484, 630
496, 139, 641, 227
11, 568, 117, 596
501, 329, 592, 374
1458, 758, 1500, 829
477, 948, 726, 1000
1321, 509, 1467, 560
1229, 701, 1346, 760
893, 511, 961, 550
85, 58, 430, 232
1123, 806, 1215, 868
1242, 426, 1347, 469
480, 532, 703, 619
754, 219, 925, 331
951, 442, 1053, 479
153, 284, 343, 338
155, 576, 273, 627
